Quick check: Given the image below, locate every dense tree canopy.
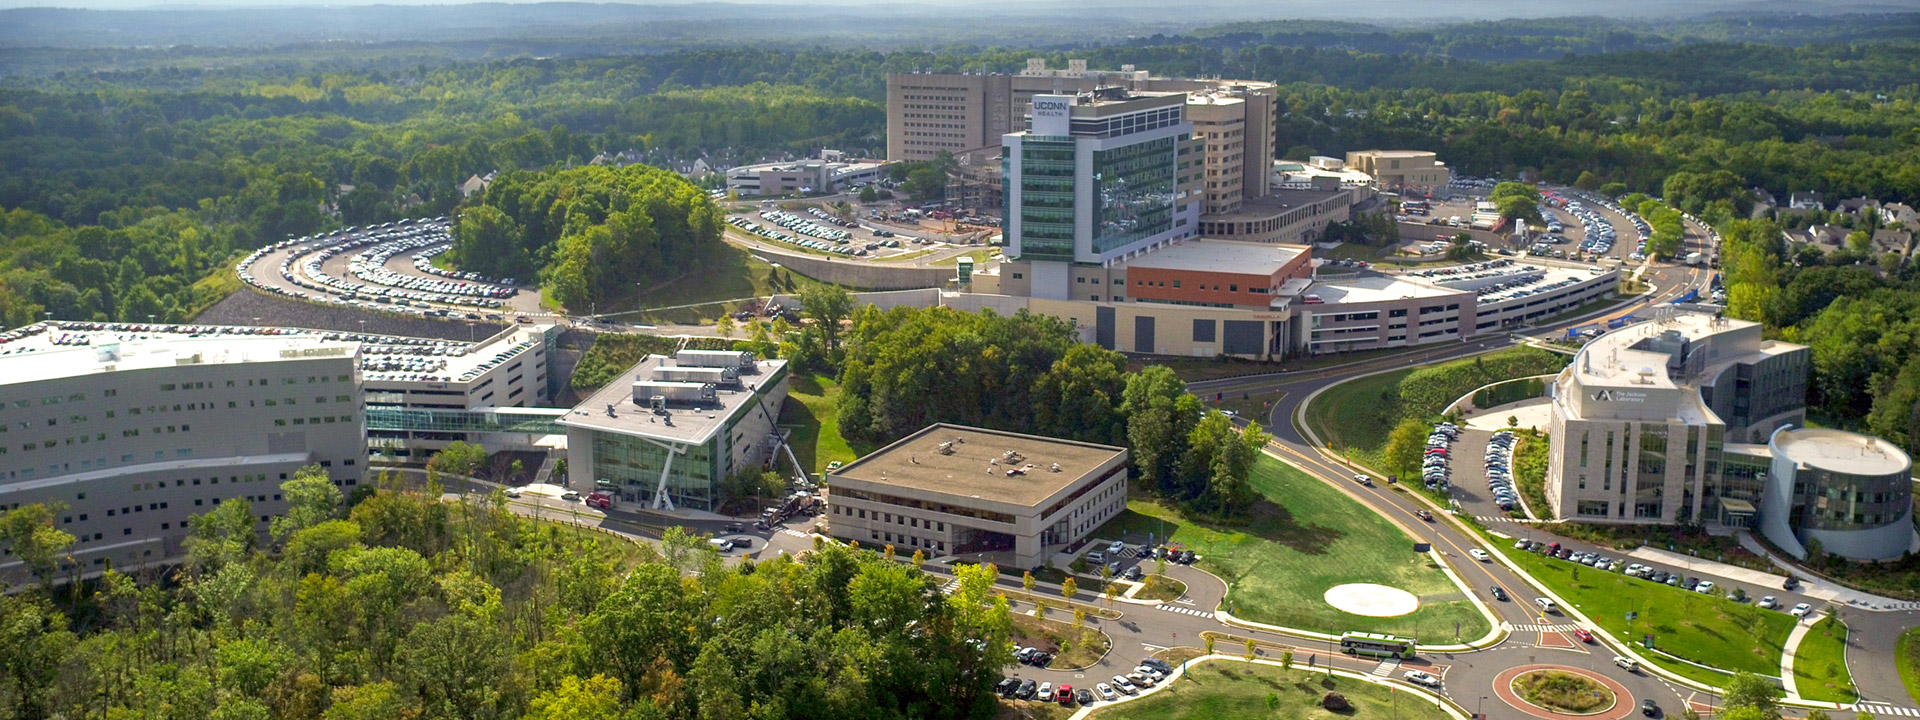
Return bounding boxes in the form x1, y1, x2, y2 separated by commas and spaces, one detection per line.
0, 467, 1013, 720
452, 164, 727, 311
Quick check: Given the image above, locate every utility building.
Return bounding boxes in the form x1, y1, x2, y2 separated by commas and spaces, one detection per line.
824, 424, 1128, 568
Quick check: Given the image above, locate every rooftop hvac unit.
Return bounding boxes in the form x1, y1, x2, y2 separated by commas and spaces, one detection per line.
651, 365, 738, 385
675, 349, 754, 369
937, 441, 955, 455
632, 380, 717, 405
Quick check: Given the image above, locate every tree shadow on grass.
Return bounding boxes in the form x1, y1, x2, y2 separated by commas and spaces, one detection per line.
1233, 497, 1343, 556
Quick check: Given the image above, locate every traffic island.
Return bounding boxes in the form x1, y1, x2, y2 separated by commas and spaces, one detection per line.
1493, 665, 1635, 720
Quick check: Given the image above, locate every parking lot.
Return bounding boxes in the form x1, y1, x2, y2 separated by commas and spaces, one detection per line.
723, 200, 1000, 266
238, 218, 551, 321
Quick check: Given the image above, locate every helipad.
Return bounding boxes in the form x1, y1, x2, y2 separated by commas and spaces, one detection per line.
1323, 583, 1421, 617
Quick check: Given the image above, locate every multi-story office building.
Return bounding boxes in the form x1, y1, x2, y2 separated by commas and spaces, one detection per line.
558, 350, 788, 512
1546, 311, 1815, 526
1345, 150, 1450, 194
363, 323, 565, 458
1002, 89, 1203, 298
888, 59, 1154, 162
824, 423, 1128, 567
0, 322, 365, 580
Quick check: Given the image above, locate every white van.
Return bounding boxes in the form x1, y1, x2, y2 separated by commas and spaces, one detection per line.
1534, 597, 1558, 613
708, 538, 736, 553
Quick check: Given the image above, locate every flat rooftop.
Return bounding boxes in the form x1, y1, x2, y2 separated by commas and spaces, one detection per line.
1308, 275, 1463, 304
830, 424, 1125, 508
555, 353, 786, 446
1574, 312, 1765, 388
0, 322, 358, 386
1353, 150, 1436, 159
1121, 240, 1304, 277
1774, 427, 1911, 477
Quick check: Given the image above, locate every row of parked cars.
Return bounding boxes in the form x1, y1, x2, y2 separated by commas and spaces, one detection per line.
1484, 430, 1519, 512
344, 229, 518, 300
729, 215, 877, 256
1515, 540, 1815, 617
1421, 422, 1460, 490
241, 219, 516, 313
997, 658, 1176, 706
761, 209, 850, 241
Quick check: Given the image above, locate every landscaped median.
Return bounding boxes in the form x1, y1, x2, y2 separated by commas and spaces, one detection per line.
1495, 542, 1797, 688
1300, 346, 1569, 472
1083, 655, 1463, 720
1093, 455, 1492, 643
1900, 627, 1920, 706
1790, 615, 1857, 703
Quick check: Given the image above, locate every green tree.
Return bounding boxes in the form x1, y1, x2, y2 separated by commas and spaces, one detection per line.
527, 675, 648, 720
272, 464, 343, 543
1723, 671, 1781, 720
858, 185, 878, 203
1382, 418, 1429, 483
1032, 344, 1129, 445
800, 285, 854, 355
1124, 365, 1198, 495
427, 441, 489, 480
1061, 577, 1078, 603
0, 503, 75, 589
1490, 182, 1543, 225
320, 681, 413, 720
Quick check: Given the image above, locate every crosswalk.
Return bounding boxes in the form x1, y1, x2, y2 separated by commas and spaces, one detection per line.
1473, 515, 1546, 524
1370, 658, 1400, 677
1856, 704, 1920, 718
1512, 623, 1579, 632
1157, 604, 1212, 617
778, 527, 811, 539
939, 578, 960, 595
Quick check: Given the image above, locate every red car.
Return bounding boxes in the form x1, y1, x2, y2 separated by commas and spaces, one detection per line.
1573, 628, 1595, 643
1057, 684, 1074, 706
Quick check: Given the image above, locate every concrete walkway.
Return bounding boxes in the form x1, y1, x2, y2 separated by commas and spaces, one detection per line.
1779, 615, 1813, 699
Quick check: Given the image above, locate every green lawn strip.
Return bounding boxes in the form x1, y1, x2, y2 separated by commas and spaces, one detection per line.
1791, 615, 1857, 703
779, 372, 865, 475
1089, 659, 1451, 720
1495, 543, 1794, 679
1898, 627, 1920, 706
1095, 456, 1490, 641
1011, 613, 1111, 669
1301, 368, 1410, 470
929, 248, 999, 267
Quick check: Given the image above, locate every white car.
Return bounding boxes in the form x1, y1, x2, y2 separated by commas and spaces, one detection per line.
1695, 581, 1716, 594
1469, 549, 1491, 562
1037, 682, 1052, 702
1758, 596, 1778, 609
1135, 666, 1165, 681
1402, 670, 1442, 688
1097, 683, 1118, 701
1790, 603, 1813, 618
1613, 655, 1639, 672
503, 487, 521, 498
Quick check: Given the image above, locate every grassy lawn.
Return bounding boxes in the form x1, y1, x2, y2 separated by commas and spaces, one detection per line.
779, 372, 871, 476
1303, 347, 1569, 471
599, 244, 831, 323
1093, 456, 1489, 640
1011, 613, 1111, 670
1136, 575, 1187, 602
1090, 659, 1451, 720
930, 248, 1000, 267
1302, 368, 1410, 470
993, 698, 1074, 720
1899, 627, 1920, 706
1496, 543, 1795, 684
868, 248, 938, 262
1792, 615, 1857, 703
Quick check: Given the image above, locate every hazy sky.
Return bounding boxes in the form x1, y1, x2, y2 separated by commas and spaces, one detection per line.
13, 0, 1912, 11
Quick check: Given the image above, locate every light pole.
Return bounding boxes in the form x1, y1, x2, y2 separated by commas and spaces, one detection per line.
1478, 695, 1488, 720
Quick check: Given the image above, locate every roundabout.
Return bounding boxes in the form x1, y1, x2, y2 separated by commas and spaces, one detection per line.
1492, 665, 1635, 720
1323, 583, 1421, 617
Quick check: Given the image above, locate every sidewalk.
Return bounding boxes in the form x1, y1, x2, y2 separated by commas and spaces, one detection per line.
1779, 616, 1813, 700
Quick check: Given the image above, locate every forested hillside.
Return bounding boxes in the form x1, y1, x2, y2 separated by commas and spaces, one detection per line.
0, 467, 1013, 719
451, 164, 726, 310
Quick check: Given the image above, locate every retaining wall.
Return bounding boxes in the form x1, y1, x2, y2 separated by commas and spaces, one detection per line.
751, 246, 954, 290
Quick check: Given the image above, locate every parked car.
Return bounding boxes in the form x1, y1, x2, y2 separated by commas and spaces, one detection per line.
1074, 687, 1093, 705
1790, 603, 1813, 618
1758, 596, 1778, 609
1097, 683, 1118, 701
